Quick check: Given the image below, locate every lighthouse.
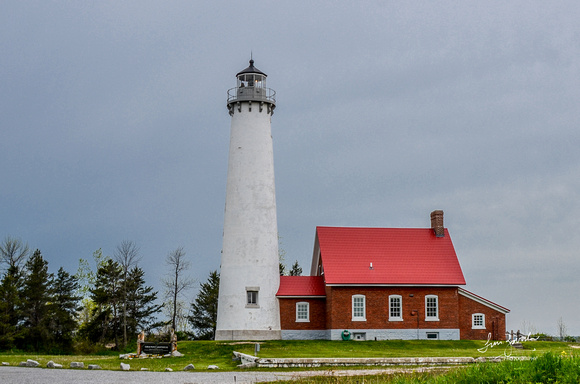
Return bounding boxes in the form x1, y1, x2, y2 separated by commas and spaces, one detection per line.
215, 60, 281, 340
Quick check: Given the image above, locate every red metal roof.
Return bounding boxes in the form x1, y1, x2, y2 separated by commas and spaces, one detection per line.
315, 226, 466, 286
277, 276, 326, 297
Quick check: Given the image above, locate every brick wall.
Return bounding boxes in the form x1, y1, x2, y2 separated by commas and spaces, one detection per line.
325, 286, 460, 331
279, 297, 326, 330
279, 287, 505, 341
458, 294, 506, 340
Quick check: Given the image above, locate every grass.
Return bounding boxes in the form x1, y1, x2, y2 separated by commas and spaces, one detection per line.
0, 340, 578, 372
267, 352, 580, 383
231, 339, 575, 359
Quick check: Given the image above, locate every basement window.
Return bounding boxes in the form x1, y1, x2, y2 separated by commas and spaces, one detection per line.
426, 332, 439, 340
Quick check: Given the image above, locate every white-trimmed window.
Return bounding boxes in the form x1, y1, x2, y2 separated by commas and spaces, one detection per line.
352, 295, 366, 321
472, 313, 485, 329
389, 295, 403, 321
425, 295, 439, 321
246, 287, 259, 308
296, 302, 310, 322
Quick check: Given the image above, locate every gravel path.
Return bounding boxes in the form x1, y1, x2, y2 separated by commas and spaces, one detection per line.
0, 366, 301, 384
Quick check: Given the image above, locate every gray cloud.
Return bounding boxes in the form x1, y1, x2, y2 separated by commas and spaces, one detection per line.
1, 0, 579, 336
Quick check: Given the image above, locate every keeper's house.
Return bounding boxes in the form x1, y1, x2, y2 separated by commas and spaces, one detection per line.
277, 210, 509, 341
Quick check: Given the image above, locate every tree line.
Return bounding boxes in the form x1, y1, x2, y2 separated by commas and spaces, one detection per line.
0, 235, 301, 353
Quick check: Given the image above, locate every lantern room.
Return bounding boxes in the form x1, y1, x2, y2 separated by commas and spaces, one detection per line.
236, 59, 267, 89
227, 59, 276, 110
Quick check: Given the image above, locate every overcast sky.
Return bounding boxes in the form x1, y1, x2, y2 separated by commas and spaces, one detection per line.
2, 1, 579, 336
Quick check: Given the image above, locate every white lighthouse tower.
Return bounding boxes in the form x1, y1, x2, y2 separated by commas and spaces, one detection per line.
215, 60, 281, 340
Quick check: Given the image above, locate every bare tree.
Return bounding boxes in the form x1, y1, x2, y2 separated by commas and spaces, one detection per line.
161, 299, 190, 334
520, 319, 537, 336
278, 234, 287, 275
163, 247, 195, 332
0, 236, 30, 271
114, 240, 141, 348
557, 316, 567, 341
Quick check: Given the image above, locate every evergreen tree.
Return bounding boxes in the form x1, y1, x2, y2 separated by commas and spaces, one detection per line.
0, 265, 22, 349
47, 267, 81, 352
19, 250, 53, 351
189, 270, 219, 340
289, 260, 303, 276
82, 260, 161, 348
88, 258, 123, 346
125, 266, 162, 336
114, 240, 141, 348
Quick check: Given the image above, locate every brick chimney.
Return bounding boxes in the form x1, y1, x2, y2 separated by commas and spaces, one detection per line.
430, 210, 445, 237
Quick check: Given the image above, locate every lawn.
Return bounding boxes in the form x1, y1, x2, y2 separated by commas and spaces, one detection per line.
229, 339, 576, 359
268, 352, 580, 383
0, 340, 577, 372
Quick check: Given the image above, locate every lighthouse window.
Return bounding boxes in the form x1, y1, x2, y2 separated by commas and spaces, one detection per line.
238, 74, 265, 89
246, 287, 259, 308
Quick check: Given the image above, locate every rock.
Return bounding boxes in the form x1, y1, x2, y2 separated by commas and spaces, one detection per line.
2, 362, 9, 366
140, 368, 149, 371
119, 354, 129, 359
70, 362, 84, 368
171, 350, 184, 357
47, 361, 64, 368
208, 364, 219, 370
120, 362, 130, 371
26, 359, 40, 367
88, 364, 101, 370
19, 362, 27, 367
183, 363, 195, 371
163, 353, 172, 358
165, 367, 173, 372
139, 353, 148, 358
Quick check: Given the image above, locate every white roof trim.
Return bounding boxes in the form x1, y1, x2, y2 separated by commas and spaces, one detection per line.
458, 288, 510, 314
